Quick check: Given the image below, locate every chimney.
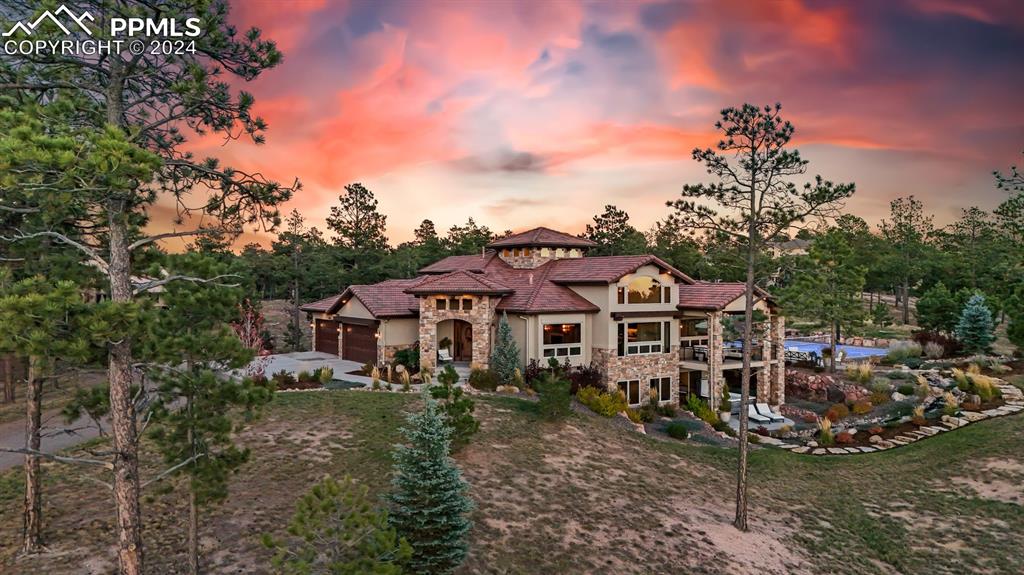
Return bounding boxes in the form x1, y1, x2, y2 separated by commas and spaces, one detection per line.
529, 273, 534, 285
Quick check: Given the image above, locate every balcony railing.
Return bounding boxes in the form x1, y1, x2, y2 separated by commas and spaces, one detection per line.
684, 344, 765, 362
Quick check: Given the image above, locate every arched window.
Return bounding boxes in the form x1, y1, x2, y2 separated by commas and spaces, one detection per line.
618, 277, 664, 304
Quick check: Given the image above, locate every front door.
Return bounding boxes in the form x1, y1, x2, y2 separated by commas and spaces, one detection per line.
453, 321, 473, 361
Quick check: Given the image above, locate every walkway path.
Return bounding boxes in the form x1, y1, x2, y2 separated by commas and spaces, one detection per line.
0, 409, 101, 472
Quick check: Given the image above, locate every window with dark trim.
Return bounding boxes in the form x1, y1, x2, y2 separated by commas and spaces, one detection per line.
542, 323, 582, 358
618, 380, 641, 405
436, 299, 447, 310
625, 321, 664, 355
617, 323, 625, 356
650, 377, 672, 402
462, 298, 473, 310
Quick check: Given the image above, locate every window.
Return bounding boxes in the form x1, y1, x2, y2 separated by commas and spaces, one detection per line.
522, 247, 531, 256
650, 377, 672, 402
449, 298, 460, 310
540, 248, 550, 257
555, 248, 565, 257
663, 285, 672, 302
618, 380, 641, 406
623, 321, 664, 355
542, 323, 582, 358
502, 249, 511, 257
462, 298, 473, 310
569, 249, 581, 258
436, 299, 447, 310
622, 276, 664, 304
680, 319, 708, 337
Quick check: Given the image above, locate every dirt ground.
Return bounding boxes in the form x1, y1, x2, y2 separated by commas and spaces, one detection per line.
1, 389, 1022, 574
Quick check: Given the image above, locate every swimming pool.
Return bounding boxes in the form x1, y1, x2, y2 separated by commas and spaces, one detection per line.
783, 340, 888, 360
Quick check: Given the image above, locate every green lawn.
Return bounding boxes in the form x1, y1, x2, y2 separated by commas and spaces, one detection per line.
2, 390, 1022, 574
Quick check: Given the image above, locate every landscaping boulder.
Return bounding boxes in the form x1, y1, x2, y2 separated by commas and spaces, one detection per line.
891, 392, 907, 401
869, 434, 883, 444
827, 383, 870, 404
786, 370, 837, 402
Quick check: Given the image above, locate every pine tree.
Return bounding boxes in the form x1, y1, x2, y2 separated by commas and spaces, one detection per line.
956, 294, 995, 354
916, 282, 959, 333
583, 205, 649, 256
264, 475, 411, 575
490, 312, 520, 385
141, 253, 274, 574
430, 366, 479, 450
387, 398, 472, 575
0, 277, 92, 553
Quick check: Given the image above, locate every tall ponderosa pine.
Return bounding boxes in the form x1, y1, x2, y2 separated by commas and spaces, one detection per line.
670, 103, 854, 531
583, 205, 648, 256
956, 294, 995, 354
782, 230, 865, 372
327, 183, 389, 254
387, 398, 472, 575
490, 312, 520, 386
141, 253, 273, 575
879, 196, 934, 324
915, 282, 959, 334
0, 2, 298, 571
0, 277, 92, 553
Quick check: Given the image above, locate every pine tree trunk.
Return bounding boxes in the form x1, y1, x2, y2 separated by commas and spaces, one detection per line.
108, 213, 144, 575
105, 54, 144, 575
902, 281, 910, 325
186, 388, 200, 575
23, 355, 42, 553
734, 196, 756, 533
3, 354, 15, 404
829, 322, 838, 373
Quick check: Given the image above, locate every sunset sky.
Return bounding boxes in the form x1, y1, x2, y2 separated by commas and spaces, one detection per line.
181, 0, 1024, 247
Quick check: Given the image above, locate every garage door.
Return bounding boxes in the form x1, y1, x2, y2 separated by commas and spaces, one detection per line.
315, 320, 339, 355
342, 323, 377, 364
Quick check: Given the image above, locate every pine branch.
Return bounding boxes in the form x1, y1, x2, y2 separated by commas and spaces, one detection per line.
132, 274, 241, 295
0, 230, 109, 273
0, 447, 114, 469
127, 227, 227, 251
141, 452, 206, 489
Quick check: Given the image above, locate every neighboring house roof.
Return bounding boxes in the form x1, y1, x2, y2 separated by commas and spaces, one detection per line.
487, 226, 597, 249
404, 270, 513, 296
677, 282, 774, 310
299, 294, 344, 313
548, 255, 694, 284
419, 251, 509, 274
770, 238, 813, 251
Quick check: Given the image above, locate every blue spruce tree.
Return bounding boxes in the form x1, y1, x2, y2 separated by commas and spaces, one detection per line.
955, 293, 995, 354
387, 397, 472, 574
490, 311, 520, 385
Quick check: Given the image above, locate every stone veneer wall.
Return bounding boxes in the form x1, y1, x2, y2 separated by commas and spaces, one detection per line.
769, 315, 785, 405
380, 343, 415, 365
706, 311, 725, 411
592, 348, 680, 406
497, 251, 563, 269
419, 295, 495, 373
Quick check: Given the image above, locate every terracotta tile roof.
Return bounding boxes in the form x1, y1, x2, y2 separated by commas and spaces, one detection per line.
677, 282, 774, 310
548, 255, 694, 284
348, 279, 422, 318
487, 264, 601, 314
487, 226, 597, 249
404, 270, 513, 295
419, 251, 510, 274
299, 294, 344, 313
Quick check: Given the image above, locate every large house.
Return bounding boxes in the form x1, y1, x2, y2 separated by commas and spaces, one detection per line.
302, 227, 786, 410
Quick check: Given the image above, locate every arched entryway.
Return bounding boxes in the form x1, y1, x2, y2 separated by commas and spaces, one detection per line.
437, 319, 473, 362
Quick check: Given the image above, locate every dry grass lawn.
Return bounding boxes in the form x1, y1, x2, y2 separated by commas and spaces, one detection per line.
1, 389, 1023, 574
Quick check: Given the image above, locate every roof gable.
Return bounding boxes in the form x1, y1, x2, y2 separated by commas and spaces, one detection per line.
405, 270, 513, 295
487, 226, 597, 249
548, 255, 694, 284
418, 251, 510, 274
677, 282, 774, 310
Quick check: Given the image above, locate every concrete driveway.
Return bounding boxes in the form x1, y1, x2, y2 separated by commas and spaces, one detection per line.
249, 352, 368, 382
0, 410, 101, 472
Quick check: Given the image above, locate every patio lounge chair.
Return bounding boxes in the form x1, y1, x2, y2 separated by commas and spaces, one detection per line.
437, 349, 453, 364
747, 405, 771, 424
754, 402, 784, 423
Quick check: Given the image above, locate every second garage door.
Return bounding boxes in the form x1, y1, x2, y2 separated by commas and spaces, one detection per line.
315, 320, 340, 355
342, 323, 377, 364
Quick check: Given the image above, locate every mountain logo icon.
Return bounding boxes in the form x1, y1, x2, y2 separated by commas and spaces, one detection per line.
2, 5, 94, 37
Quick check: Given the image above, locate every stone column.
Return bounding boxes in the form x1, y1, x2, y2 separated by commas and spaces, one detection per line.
707, 311, 725, 411
770, 314, 786, 406
470, 296, 493, 369
756, 317, 771, 401
418, 300, 436, 374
